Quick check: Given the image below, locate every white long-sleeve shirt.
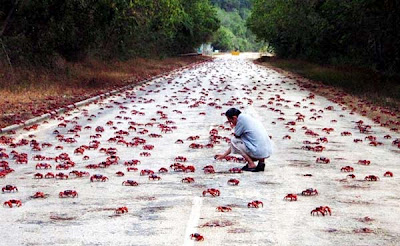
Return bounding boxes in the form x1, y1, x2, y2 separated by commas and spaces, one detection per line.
234, 114, 272, 158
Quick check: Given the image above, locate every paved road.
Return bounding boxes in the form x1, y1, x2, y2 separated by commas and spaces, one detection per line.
1, 54, 400, 246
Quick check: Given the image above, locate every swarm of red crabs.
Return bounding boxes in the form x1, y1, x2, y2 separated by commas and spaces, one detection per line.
0, 58, 399, 245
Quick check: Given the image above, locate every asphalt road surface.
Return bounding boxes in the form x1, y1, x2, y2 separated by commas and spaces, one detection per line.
1, 54, 400, 246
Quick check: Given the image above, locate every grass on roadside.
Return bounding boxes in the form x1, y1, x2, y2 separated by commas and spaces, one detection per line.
257, 57, 400, 109
0, 55, 210, 128
256, 56, 400, 131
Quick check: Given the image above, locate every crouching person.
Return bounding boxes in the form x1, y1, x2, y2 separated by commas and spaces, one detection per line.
215, 108, 272, 172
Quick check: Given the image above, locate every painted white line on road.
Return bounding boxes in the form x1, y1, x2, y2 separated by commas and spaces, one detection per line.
183, 197, 203, 246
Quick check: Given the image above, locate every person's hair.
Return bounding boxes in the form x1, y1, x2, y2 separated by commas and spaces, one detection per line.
225, 108, 241, 119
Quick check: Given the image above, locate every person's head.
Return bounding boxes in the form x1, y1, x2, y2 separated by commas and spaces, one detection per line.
225, 108, 241, 126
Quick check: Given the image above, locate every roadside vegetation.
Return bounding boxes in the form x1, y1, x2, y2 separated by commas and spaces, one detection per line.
0, 0, 219, 128
248, 0, 400, 75
0, 55, 211, 128
211, 0, 262, 52
1, 0, 219, 64
249, 0, 400, 122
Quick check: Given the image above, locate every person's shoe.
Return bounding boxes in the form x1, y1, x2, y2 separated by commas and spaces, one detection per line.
252, 162, 265, 172
241, 164, 257, 172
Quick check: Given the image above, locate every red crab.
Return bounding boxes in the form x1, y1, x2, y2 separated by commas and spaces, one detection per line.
311, 206, 331, 216
34, 173, 43, 179
175, 139, 184, 144
227, 178, 240, 186
313, 146, 325, 152
205, 143, 214, 148
284, 194, 297, 201
354, 228, 374, 233
216, 206, 232, 212
171, 163, 185, 171
203, 165, 215, 174
106, 155, 120, 164
74, 147, 85, 155
202, 188, 220, 197
115, 206, 128, 214
2, 185, 18, 193
124, 159, 141, 166
190, 233, 204, 241
140, 152, 151, 157
189, 143, 204, 149
161, 127, 173, 133
187, 136, 200, 141
364, 175, 379, 181
341, 131, 352, 136
209, 129, 218, 135
365, 135, 376, 141
369, 141, 383, 146
158, 167, 168, 173
31, 191, 48, 199
56, 164, 71, 170
86, 164, 99, 169
143, 145, 154, 150
3, 199, 22, 207
184, 165, 195, 172
174, 156, 187, 162
122, 180, 139, 186
182, 177, 195, 183
55, 173, 69, 179
358, 160, 371, 165
302, 188, 318, 196
229, 167, 242, 173
0, 152, 9, 159
248, 200, 263, 208
149, 133, 162, 139
384, 171, 393, 177
316, 157, 330, 164
148, 174, 161, 180
126, 167, 138, 172
15, 157, 28, 164
64, 138, 77, 144
318, 137, 328, 143
59, 190, 78, 198
69, 170, 89, 178
116, 171, 125, 177
341, 166, 354, 172
90, 174, 108, 182
45, 172, 55, 179
140, 169, 154, 176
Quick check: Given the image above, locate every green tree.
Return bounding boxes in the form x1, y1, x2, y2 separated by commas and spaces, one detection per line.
172, 0, 220, 53
247, 0, 400, 73
212, 3, 261, 52
212, 26, 235, 51
0, 0, 220, 64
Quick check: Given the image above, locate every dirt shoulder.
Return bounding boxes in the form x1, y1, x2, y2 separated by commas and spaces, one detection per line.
0, 55, 212, 128
255, 57, 400, 132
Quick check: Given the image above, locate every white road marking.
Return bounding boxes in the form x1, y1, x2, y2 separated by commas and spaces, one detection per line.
183, 197, 203, 246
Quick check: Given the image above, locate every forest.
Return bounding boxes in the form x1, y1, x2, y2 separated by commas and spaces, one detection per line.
247, 0, 400, 74
2, 0, 399, 75
211, 0, 261, 51
0, 0, 220, 65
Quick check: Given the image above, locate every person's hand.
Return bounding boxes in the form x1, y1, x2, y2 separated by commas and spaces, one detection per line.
214, 154, 225, 160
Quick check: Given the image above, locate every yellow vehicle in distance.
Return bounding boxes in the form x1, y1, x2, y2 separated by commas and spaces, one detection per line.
231, 51, 240, 56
